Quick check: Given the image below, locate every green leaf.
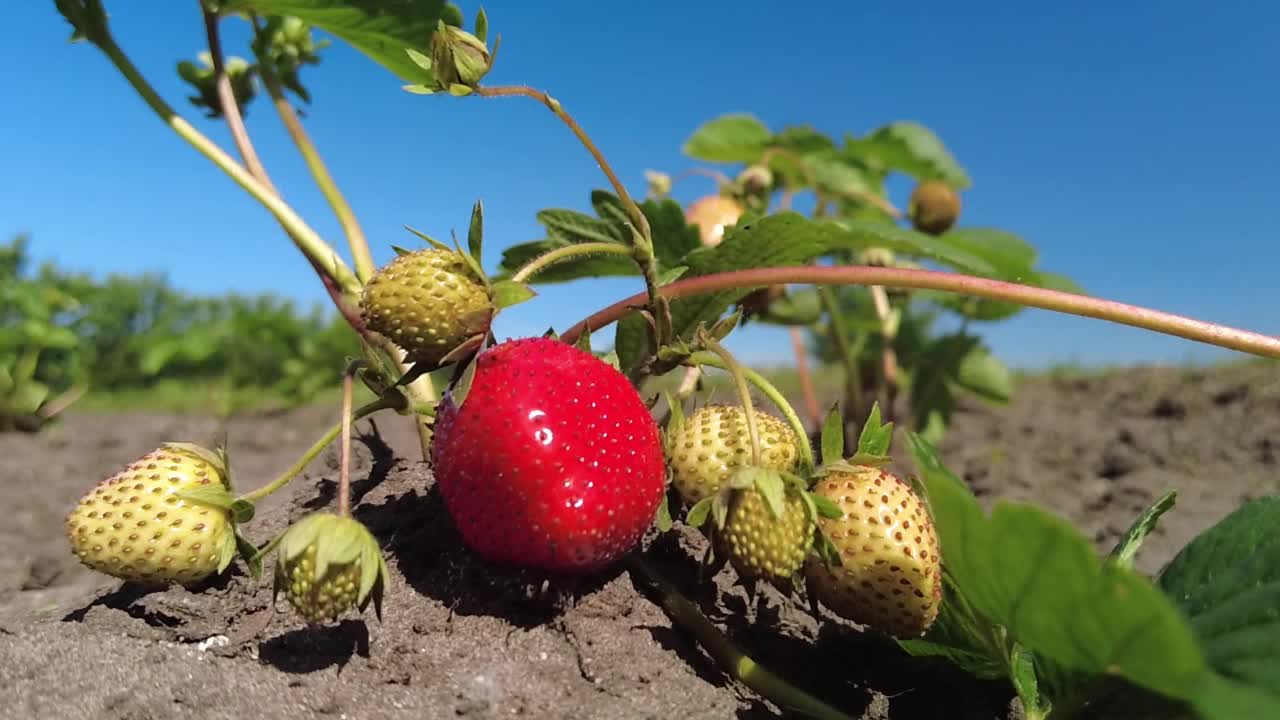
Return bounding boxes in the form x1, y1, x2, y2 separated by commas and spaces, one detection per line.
490, 280, 535, 309
953, 345, 1013, 404
222, 0, 457, 84
905, 433, 1233, 709
938, 228, 1037, 276
682, 114, 773, 163
657, 266, 689, 286
845, 121, 971, 189
820, 403, 844, 465
450, 356, 478, 409
1109, 490, 1177, 569
615, 212, 996, 375
755, 288, 822, 326
234, 529, 263, 579
1158, 496, 1280, 695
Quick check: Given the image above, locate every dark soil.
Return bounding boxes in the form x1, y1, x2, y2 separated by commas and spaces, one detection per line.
2, 362, 1277, 720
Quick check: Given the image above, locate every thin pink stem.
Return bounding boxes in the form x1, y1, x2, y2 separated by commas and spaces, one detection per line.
560, 266, 1280, 360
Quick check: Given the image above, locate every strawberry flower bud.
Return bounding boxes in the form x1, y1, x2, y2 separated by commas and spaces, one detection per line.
430, 22, 493, 89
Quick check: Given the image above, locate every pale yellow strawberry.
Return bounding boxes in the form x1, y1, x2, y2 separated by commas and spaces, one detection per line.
64, 444, 236, 586
720, 485, 814, 583
273, 512, 389, 625
806, 465, 942, 637
667, 405, 799, 504
361, 248, 493, 367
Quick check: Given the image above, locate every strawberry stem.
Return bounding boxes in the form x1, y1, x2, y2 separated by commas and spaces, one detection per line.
689, 352, 816, 472
561, 265, 1280, 360
337, 361, 361, 517
82, 25, 360, 299
248, 15, 376, 285
239, 395, 399, 505
474, 85, 664, 323
699, 335, 763, 466
511, 242, 634, 283
817, 287, 864, 431
628, 556, 854, 720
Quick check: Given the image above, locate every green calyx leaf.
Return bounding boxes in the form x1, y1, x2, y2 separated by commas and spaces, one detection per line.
234, 528, 263, 579
1108, 489, 1177, 570
230, 499, 256, 524
654, 493, 673, 533
403, 225, 453, 252
489, 280, 536, 309
449, 355, 479, 409
662, 390, 685, 455
810, 493, 844, 520
855, 402, 893, 457
685, 496, 714, 528
819, 403, 844, 464
161, 441, 229, 482
467, 199, 485, 266
175, 483, 237, 512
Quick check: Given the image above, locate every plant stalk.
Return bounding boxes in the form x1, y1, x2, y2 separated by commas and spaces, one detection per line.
240, 396, 398, 504
250, 17, 376, 284
628, 556, 853, 720
511, 242, 633, 283
788, 326, 822, 429
689, 352, 816, 472
91, 32, 360, 298
700, 335, 762, 466
201, 5, 276, 193
474, 85, 662, 310
818, 287, 863, 422
560, 266, 1280, 360
337, 362, 358, 517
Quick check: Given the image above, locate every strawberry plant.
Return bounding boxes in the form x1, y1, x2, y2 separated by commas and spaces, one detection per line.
49, 1, 1280, 718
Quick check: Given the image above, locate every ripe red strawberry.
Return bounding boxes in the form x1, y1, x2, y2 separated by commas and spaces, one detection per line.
431, 337, 667, 573
806, 465, 942, 637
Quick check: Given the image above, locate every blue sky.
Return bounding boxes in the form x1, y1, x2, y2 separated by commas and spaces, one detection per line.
5, 2, 1278, 367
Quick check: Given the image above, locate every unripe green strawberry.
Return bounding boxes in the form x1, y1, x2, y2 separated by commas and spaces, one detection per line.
806, 465, 942, 637
720, 483, 815, 583
361, 248, 493, 367
667, 405, 799, 505
65, 443, 236, 586
273, 512, 389, 625
907, 180, 962, 236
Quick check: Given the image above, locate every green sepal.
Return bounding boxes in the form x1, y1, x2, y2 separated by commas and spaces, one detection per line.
543, 327, 560, 340
573, 326, 592, 353
686, 496, 714, 528
662, 390, 685, 455
467, 199, 485, 267
452, 229, 488, 283
705, 308, 742, 343
391, 244, 415, 257
813, 459, 883, 478
447, 83, 473, 96
230, 499, 255, 524
741, 467, 786, 521
176, 483, 237, 512
450, 356, 479, 409
810, 493, 844, 519
403, 225, 453, 252
654, 493, 673, 533
657, 266, 689, 285
161, 441, 229, 482
402, 84, 436, 95
598, 350, 621, 371
855, 401, 894, 457
473, 7, 488, 44
820, 403, 844, 465
405, 47, 432, 71
234, 528, 263, 579
216, 524, 238, 575
1109, 489, 1177, 569
490, 280, 536, 309
813, 528, 843, 568
437, 333, 486, 368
